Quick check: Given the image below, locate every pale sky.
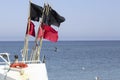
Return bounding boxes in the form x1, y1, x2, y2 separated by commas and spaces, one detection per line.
0, 0, 120, 41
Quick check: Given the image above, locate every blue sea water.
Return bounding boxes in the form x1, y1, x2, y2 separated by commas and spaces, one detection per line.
0, 41, 120, 80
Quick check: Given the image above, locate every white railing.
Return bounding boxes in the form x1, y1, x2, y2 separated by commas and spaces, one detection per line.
0, 53, 43, 65
0, 53, 10, 65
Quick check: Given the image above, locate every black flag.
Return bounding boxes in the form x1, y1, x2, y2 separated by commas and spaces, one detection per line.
50, 9, 65, 27
30, 2, 43, 21
43, 5, 65, 27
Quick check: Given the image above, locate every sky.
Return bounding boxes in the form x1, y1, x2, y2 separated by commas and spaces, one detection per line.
0, 0, 120, 41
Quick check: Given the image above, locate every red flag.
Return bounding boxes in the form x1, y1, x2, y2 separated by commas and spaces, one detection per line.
39, 24, 58, 42
37, 26, 43, 40
26, 21, 35, 37
43, 25, 58, 42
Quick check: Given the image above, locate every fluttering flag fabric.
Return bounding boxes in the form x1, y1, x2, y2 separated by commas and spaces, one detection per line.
30, 2, 43, 21
43, 24, 58, 42
43, 5, 65, 27
37, 24, 58, 42
29, 3, 65, 42
26, 21, 35, 37
49, 8, 65, 27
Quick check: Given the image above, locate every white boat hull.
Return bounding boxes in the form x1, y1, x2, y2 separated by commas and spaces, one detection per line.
0, 63, 48, 80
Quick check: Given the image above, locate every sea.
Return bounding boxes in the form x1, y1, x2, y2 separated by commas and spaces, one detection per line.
0, 41, 120, 80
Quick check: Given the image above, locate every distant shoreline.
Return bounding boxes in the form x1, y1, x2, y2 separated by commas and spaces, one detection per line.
0, 40, 120, 42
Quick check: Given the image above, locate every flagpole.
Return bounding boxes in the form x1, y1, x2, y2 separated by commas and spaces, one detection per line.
33, 3, 47, 61
22, 0, 32, 61
26, 0, 32, 61
37, 3, 51, 61
37, 4, 46, 60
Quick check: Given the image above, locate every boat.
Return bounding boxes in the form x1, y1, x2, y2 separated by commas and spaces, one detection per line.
0, 53, 48, 80
0, 0, 65, 80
